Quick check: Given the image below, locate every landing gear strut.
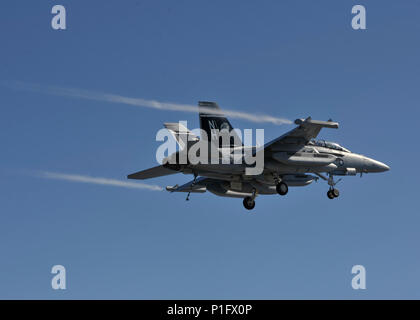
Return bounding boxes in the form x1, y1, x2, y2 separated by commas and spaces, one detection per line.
243, 188, 257, 210
185, 173, 197, 201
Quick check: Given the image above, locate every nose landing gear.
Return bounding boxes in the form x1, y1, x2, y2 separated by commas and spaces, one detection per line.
327, 188, 340, 199
315, 173, 341, 200
326, 173, 341, 199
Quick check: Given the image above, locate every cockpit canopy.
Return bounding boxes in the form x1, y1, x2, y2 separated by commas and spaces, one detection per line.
308, 139, 351, 153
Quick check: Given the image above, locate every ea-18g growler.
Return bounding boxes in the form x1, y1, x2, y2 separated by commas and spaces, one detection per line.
128, 102, 390, 210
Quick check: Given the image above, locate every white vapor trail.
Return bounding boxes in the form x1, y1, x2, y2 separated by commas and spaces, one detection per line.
40, 171, 163, 191
5, 82, 292, 125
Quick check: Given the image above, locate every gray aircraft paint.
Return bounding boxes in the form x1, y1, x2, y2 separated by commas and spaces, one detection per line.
128, 102, 389, 209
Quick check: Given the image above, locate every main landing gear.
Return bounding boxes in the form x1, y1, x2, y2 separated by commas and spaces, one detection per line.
243, 197, 255, 210
243, 188, 257, 210
273, 173, 288, 196
276, 182, 288, 196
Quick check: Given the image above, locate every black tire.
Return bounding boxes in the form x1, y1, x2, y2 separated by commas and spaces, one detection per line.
276, 182, 288, 196
243, 197, 255, 210
332, 188, 340, 198
327, 190, 334, 199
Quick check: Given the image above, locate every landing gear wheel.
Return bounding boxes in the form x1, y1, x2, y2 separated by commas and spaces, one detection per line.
243, 197, 255, 210
327, 190, 335, 199
332, 188, 339, 198
276, 182, 288, 196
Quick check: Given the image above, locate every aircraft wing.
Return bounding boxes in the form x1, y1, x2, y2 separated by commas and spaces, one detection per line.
254, 117, 339, 156
127, 165, 178, 180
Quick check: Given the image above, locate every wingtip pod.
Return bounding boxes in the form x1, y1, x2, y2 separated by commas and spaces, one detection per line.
294, 117, 339, 129
166, 184, 179, 192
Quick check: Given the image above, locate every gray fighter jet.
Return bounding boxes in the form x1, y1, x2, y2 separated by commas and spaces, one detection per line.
128, 102, 390, 210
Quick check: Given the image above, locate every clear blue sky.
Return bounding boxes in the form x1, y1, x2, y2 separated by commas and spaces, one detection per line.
0, 0, 419, 299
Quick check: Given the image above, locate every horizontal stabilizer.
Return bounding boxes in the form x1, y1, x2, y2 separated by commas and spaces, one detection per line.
127, 165, 177, 180
164, 122, 198, 150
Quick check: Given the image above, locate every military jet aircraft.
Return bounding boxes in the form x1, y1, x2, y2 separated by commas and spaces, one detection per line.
128, 101, 390, 210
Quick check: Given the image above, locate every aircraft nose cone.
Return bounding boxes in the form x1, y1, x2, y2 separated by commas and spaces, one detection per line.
366, 158, 390, 172
379, 161, 390, 172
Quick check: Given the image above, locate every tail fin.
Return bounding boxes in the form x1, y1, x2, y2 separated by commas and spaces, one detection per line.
198, 101, 243, 148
